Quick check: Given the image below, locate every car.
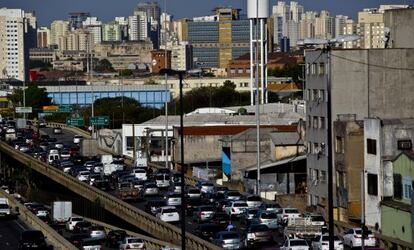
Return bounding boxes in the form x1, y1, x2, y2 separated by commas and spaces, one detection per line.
343, 228, 376, 248
212, 231, 243, 249
33, 206, 49, 218
255, 210, 279, 229
39, 122, 46, 128
193, 205, 215, 223
60, 150, 71, 160
145, 199, 167, 215
304, 213, 325, 226
165, 192, 182, 206
84, 161, 95, 171
18, 230, 49, 250
90, 226, 106, 240
280, 238, 309, 250
215, 186, 229, 194
196, 181, 215, 194
66, 216, 84, 231
53, 127, 62, 134
311, 234, 343, 250
132, 168, 147, 181
211, 212, 231, 228
278, 208, 301, 224
156, 206, 180, 223
119, 237, 145, 250
224, 201, 248, 218
73, 135, 83, 144
186, 198, 202, 216
244, 224, 272, 247
168, 182, 182, 194
155, 174, 170, 188
76, 171, 91, 182
80, 237, 103, 250
92, 162, 104, 173
259, 203, 281, 213
245, 195, 263, 208
73, 221, 92, 233
240, 208, 259, 226
88, 173, 102, 186
225, 190, 242, 201
106, 230, 127, 248
195, 223, 222, 240
39, 142, 49, 151
92, 179, 111, 191
186, 188, 202, 199
140, 183, 159, 197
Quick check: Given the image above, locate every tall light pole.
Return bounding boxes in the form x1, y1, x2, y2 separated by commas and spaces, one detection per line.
298, 34, 359, 250
163, 0, 169, 169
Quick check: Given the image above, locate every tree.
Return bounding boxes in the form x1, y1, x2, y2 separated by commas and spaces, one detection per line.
9, 84, 52, 118
269, 62, 302, 82
223, 80, 236, 89
94, 59, 115, 72
120, 69, 133, 77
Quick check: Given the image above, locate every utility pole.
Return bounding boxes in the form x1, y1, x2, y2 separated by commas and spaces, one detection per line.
361, 170, 365, 250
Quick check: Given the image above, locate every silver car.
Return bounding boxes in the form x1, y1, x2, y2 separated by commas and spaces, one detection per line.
141, 183, 159, 196
213, 231, 243, 249
165, 193, 182, 206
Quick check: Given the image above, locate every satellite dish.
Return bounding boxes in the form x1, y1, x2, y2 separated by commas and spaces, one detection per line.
332, 34, 360, 43
298, 34, 360, 47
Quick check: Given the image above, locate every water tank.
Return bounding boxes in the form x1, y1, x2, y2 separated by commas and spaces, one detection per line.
247, 0, 270, 19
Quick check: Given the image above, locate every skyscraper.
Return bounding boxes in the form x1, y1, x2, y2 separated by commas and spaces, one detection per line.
37, 27, 50, 48
115, 17, 129, 41
0, 8, 36, 81
83, 17, 102, 44
50, 20, 70, 47
102, 21, 122, 42
128, 11, 148, 41
135, 1, 161, 48
272, 1, 303, 48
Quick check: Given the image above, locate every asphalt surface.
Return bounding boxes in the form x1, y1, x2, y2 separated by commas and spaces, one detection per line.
0, 217, 29, 249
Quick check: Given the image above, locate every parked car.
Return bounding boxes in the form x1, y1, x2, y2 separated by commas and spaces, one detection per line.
193, 205, 215, 223
119, 237, 145, 250
311, 234, 343, 250
280, 238, 309, 250
18, 230, 49, 250
343, 228, 376, 248
156, 206, 180, 223
212, 231, 243, 249
106, 230, 127, 248
244, 224, 272, 247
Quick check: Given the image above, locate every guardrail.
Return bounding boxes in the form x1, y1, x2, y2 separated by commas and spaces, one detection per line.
83, 216, 179, 250
0, 141, 220, 250
46, 122, 91, 139
0, 189, 77, 250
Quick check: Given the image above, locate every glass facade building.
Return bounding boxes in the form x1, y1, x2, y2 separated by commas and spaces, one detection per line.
45, 85, 170, 108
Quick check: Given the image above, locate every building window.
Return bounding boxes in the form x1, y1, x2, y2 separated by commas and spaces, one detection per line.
335, 136, 344, 153
403, 176, 412, 200
311, 63, 316, 75
319, 117, 325, 129
313, 116, 319, 129
319, 89, 325, 102
319, 63, 325, 75
307, 89, 312, 101
312, 169, 319, 181
394, 174, 402, 199
306, 63, 310, 75
398, 140, 412, 150
307, 115, 311, 127
367, 139, 377, 155
367, 173, 378, 196
312, 89, 318, 101
320, 170, 326, 183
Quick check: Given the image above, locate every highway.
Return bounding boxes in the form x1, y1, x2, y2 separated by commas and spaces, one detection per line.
0, 217, 32, 249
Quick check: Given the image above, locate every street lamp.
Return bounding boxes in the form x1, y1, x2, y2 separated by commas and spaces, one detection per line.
298, 34, 359, 250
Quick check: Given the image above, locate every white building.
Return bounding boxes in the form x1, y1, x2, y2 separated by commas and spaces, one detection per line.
83, 17, 102, 44
0, 8, 36, 81
37, 26, 50, 48
50, 20, 69, 47
128, 11, 148, 41
171, 43, 192, 71
272, 1, 303, 47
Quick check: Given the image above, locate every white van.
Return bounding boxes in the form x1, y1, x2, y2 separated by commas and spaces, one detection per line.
48, 153, 60, 164
155, 174, 169, 188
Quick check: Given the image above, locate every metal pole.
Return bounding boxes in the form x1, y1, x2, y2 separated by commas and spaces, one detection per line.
23, 80, 26, 120
133, 123, 136, 162
327, 48, 334, 250
91, 92, 95, 139
164, 0, 169, 169
361, 170, 365, 250
250, 19, 254, 106
260, 18, 264, 105
178, 72, 186, 250
255, 0, 261, 196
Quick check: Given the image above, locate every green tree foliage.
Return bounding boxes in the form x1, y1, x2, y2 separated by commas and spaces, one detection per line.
80, 97, 162, 128
268, 62, 302, 82
8, 84, 52, 118
119, 69, 133, 77
94, 59, 115, 72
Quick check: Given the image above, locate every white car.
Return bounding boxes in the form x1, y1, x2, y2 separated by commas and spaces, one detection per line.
312, 234, 343, 250
343, 228, 376, 248
186, 188, 202, 199
256, 210, 279, 229
132, 168, 147, 181
89, 226, 106, 240
76, 171, 90, 182
119, 237, 145, 250
165, 193, 182, 206
304, 213, 325, 226
53, 127, 62, 134
281, 238, 309, 250
66, 217, 84, 231
155, 174, 170, 188
225, 190, 242, 201
278, 208, 302, 224
246, 195, 262, 208
156, 206, 180, 223
73, 135, 83, 144
224, 201, 248, 217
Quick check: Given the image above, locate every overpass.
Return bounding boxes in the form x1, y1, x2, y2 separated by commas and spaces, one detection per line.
0, 137, 220, 250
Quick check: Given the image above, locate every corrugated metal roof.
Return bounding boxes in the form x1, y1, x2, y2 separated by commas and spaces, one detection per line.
270, 132, 303, 145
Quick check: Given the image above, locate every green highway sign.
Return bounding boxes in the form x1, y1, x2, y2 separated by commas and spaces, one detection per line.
59, 105, 73, 113
16, 107, 32, 113
66, 117, 84, 127
90, 116, 109, 126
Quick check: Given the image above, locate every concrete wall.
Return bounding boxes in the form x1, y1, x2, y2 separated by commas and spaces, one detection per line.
381, 205, 412, 243
274, 145, 304, 161
173, 134, 223, 164
385, 8, 414, 49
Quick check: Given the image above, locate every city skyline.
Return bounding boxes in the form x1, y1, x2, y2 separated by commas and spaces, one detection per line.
1, 0, 411, 26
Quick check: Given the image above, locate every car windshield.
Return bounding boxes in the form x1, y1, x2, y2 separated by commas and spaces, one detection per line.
146, 184, 157, 188
156, 175, 167, 180
22, 231, 44, 242
234, 202, 247, 207
150, 201, 165, 206
228, 192, 240, 196
72, 217, 83, 221
222, 233, 239, 239
355, 230, 362, 234
163, 208, 177, 213
251, 225, 269, 232
247, 196, 262, 201
128, 238, 144, 243
0, 204, 9, 209
202, 183, 214, 187
200, 206, 214, 211
322, 236, 340, 241
285, 209, 299, 213
290, 240, 308, 246
261, 212, 277, 219
189, 189, 200, 193
248, 209, 258, 214
311, 215, 324, 221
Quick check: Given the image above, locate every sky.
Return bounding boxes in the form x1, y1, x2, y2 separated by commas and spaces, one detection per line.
0, 0, 411, 26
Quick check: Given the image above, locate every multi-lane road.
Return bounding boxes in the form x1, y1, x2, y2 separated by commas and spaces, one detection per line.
0, 217, 29, 249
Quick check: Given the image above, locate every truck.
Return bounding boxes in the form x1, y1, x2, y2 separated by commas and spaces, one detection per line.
284, 217, 325, 241
52, 201, 72, 225
80, 139, 98, 157
103, 160, 125, 176
115, 182, 140, 201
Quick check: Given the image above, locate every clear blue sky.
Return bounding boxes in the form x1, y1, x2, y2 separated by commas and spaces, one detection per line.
1, 0, 411, 26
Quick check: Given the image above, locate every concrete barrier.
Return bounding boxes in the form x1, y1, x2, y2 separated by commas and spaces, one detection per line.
0, 189, 76, 250
0, 141, 220, 250
83, 216, 179, 250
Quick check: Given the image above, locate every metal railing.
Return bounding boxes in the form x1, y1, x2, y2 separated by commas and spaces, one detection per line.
0, 141, 220, 250
0, 189, 77, 250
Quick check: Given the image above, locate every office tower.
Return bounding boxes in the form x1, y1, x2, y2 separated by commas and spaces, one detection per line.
83, 17, 102, 44
102, 21, 122, 42
135, 1, 161, 48
50, 20, 70, 47
68, 12, 90, 30
0, 8, 36, 81
160, 12, 173, 46
37, 27, 50, 48
128, 11, 148, 41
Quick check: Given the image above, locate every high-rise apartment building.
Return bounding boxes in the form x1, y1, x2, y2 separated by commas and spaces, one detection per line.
37, 26, 50, 48
135, 1, 161, 48
314, 10, 334, 39
334, 15, 350, 37
160, 12, 173, 46
102, 21, 122, 42
187, 7, 249, 69
50, 20, 70, 47
115, 17, 129, 41
82, 17, 102, 44
272, 1, 304, 48
0, 8, 36, 81
68, 12, 90, 30
66, 29, 91, 51
171, 43, 193, 71
128, 11, 148, 41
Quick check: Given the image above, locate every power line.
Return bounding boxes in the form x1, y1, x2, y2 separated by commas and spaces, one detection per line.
331, 53, 414, 71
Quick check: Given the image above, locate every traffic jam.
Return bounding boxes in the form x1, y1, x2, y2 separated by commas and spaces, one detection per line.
0, 119, 380, 250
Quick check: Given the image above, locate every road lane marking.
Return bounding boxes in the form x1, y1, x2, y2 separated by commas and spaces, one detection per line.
15, 220, 26, 230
